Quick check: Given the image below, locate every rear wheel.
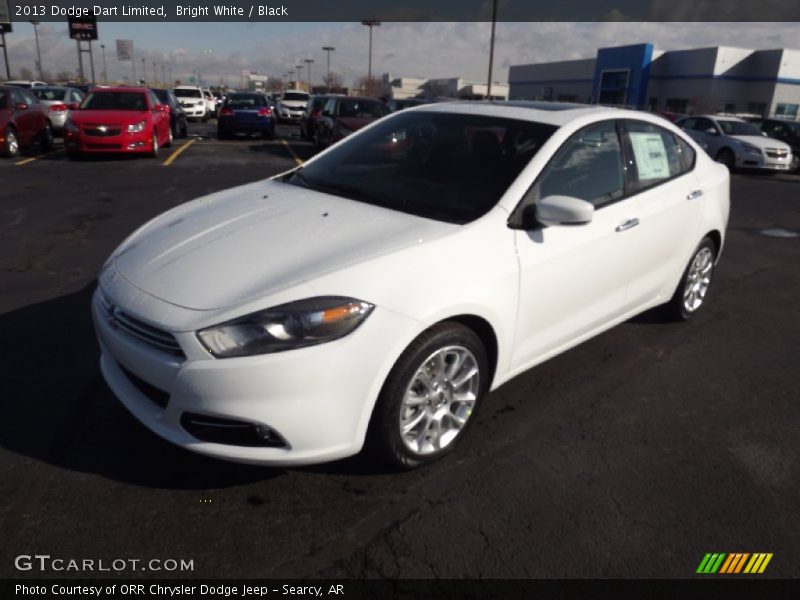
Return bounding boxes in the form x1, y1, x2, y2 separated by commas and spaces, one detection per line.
165, 126, 173, 148
2, 126, 19, 158
667, 237, 717, 321
367, 322, 489, 469
217, 128, 228, 140
262, 127, 275, 140
180, 120, 188, 138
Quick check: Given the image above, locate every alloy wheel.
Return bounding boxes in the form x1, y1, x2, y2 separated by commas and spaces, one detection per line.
683, 247, 714, 313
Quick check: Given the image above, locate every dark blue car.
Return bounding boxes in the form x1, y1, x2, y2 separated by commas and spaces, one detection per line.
217, 92, 276, 140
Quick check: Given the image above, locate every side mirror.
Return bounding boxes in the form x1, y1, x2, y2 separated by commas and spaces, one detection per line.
705, 127, 718, 135
14, 102, 28, 111
536, 195, 595, 227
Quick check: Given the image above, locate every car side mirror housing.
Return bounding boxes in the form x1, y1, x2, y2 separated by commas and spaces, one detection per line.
705, 128, 718, 135
536, 195, 595, 227
14, 102, 28, 111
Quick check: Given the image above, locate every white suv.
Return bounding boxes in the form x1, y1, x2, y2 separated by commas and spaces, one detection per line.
277, 90, 309, 123
173, 86, 208, 121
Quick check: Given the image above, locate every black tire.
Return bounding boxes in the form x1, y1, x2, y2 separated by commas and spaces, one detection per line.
180, 121, 188, 138
217, 128, 228, 140
666, 237, 717, 321
40, 122, 54, 152
165, 126, 173, 148
715, 148, 735, 171
263, 127, 275, 141
315, 128, 324, 148
67, 151, 83, 161
367, 322, 489, 469
2, 126, 19, 158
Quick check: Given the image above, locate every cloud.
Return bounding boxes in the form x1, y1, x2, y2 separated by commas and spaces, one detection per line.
3, 22, 799, 86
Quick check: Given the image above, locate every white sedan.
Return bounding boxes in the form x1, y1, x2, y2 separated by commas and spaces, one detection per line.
92, 102, 729, 468
677, 114, 793, 171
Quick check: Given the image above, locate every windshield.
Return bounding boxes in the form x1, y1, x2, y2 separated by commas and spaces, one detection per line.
174, 89, 202, 98
151, 89, 168, 102
81, 91, 148, 111
283, 92, 308, 102
31, 88, 67, 101
288, 111, 556, 224
717, 120, 763, 136
226, 94, 267, 108
338, 99, 387, 118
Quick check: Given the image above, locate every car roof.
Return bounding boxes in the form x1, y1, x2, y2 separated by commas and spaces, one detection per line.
412, 101, 628, 127
90, 87, 149, 93
335, 96, 383, 103
700, 114, 745, 122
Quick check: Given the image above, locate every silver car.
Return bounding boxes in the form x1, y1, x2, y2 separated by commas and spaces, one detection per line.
30, 87, 85, 134
677, 115, 793, 172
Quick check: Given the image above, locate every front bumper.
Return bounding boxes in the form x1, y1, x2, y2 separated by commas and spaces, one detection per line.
278, 108, 305, 122
737, 151, 794, 171
65, 130, 153, 153
180, 104, 206, 118
218, 117, 275, 133
91, 287, 419, 465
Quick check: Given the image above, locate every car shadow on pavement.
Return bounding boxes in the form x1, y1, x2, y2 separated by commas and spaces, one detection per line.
0, 283, 284, 489
247, 141, 319, 164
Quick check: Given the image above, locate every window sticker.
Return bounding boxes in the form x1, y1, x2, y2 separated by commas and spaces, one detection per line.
630, 132, 670, 180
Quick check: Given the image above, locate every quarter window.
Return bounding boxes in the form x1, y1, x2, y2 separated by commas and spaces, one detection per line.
533, 120, 625, 209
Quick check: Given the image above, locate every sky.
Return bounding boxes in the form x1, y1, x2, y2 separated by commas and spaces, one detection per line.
2, 21, 798, 86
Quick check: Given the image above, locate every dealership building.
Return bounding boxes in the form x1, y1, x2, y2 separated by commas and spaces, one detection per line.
508, 43, 800, 118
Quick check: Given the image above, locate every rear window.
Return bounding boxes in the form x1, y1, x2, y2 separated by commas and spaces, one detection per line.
226, 94, 267, 108
174, 89, 202, 98
31, 88, 67, 101
337, 99, 387, 118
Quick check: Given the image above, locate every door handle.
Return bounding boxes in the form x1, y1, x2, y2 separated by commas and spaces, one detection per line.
615, 218, 640, 232
687, 189, 704, 200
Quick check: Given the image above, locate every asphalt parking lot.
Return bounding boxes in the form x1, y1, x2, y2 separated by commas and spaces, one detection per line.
1, 120, 799, 579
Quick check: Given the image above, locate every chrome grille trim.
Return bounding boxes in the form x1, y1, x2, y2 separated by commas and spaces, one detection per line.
99, 291, 184, 357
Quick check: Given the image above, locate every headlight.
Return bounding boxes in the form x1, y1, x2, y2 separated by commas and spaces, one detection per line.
127, 121, 147, 133
65, 118, 78, 133
197, 296, 374, 358
741, 143, 762, 155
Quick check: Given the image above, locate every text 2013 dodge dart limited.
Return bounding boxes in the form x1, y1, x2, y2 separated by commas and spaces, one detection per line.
93, 103, 729, 468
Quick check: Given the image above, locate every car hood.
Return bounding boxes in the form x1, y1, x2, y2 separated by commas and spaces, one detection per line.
113, 180, 457, 310
732, 135, 791, 150
72, 110, 150, 125
280, 100, 307, 108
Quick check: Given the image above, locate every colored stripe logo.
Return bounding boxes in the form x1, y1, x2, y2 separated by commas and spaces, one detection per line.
697, 552, 773, 574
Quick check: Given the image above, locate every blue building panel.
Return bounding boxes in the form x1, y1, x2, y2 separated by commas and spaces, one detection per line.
592, 43, 654, 109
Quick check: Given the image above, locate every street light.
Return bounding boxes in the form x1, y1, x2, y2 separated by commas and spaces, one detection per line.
100, 43, 107, 84
322, 46, 335, 89
361, 21, 381, 80
161, 64, 166, 87
153, 61, 157, 85
486, 0, 497, 102
141, 57, 146, 83
295, 64, 303, 89
30, 21, 42, 80
304, 58, 314, 91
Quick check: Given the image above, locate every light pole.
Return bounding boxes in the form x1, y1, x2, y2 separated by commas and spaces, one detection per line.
100, 43, 107, 84
161, 64, 166, 87
30, 21, 43, 80
361, 21, 381, 81
141, 57, 146, 83
168, 66, 172, 85
295, 64, 303, 89
304, 58, 313, 92
486, 0, 497, 101
322, 46, 334, 89
152, 61, 157, 85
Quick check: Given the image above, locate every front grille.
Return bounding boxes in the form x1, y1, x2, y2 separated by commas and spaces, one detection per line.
180, 413, 288, 448
120, 364, 170, 409
766, 148, 789, 159
87, 143, 122, 150
84, 126, 122, 137
99, 292, 184, 357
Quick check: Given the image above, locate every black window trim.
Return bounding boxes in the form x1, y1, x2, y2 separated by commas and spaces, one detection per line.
508, 118, 630, 229
508, 118, 697, 230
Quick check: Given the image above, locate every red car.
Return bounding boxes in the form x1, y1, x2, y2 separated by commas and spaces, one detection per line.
0, 84, 55, 158
315, 96, 389, 147
64, 87, 172, 159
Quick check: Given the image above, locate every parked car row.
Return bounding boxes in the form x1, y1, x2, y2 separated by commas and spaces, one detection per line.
0, 84, 54, 157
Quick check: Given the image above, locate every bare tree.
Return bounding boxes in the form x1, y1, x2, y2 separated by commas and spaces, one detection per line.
17, 67, 34, 80
323, 71, 344, 93
355, 75, 382, 97
266, 77, 283, 92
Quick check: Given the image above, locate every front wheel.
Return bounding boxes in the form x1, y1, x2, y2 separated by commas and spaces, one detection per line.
40, 122, 54, 152
2, 126, 19, 158
367, 322, 489, 469
149, 130, 159, 158
667, 237, 717, 321
715, 148, 735, 171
